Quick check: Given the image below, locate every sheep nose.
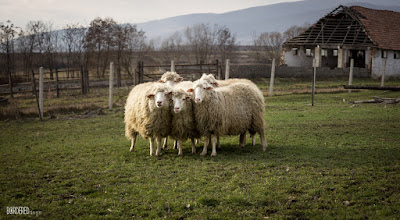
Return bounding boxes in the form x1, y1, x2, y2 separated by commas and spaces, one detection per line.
157, 101, 162, 105
195, 98, 200, 103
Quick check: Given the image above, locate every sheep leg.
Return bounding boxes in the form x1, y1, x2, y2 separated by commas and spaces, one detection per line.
173, 140, 178, 149
178, 140, 183, 156
191, 138, 197, 154
195, 138, 201, 145
149, 138, 155, 156
162, 137, 168, 149
211, 135, 218, 157
251, 134, 256, 146
155, 137, 162, 156
259, 132, 268, 151
239, 132, 246, 148
217, 136, 221, 149
200, 135, 210, 156
129, 133, 137, 152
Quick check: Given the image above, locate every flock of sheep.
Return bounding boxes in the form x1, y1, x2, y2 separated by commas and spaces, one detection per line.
124, 72, 267, 156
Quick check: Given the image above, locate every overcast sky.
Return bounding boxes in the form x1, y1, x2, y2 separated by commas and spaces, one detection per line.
0, 0, 301, 28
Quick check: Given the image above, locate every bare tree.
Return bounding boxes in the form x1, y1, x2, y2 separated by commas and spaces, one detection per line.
0, 20, 21, 95
216, 26, 236, 65
184, 23, 219, 64
22, 21, 47, 71
84, 17, 118, 78
41, 22, 59, 80
283, 24, 309, 41
120, 25, 147, 79
253, 32, 284, 63
184, 23, 235, 65
115, 24, 144, 86
160, 31, 185, 63
62, 23, 86, 78
84, 17, 105, 77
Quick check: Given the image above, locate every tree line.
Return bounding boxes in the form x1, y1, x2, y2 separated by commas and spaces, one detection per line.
0, 17, 307, 84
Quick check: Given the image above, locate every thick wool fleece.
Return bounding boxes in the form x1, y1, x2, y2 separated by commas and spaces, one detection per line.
170, 88, 200, 141
160, 71, 181, 82
124, 82, 172, 140
193, 81, 265, 137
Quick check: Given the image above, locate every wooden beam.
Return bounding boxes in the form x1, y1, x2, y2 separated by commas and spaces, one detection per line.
344, 85, 400, 91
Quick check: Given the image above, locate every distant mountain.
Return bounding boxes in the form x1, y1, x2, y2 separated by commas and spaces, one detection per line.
136, 0, 400, 44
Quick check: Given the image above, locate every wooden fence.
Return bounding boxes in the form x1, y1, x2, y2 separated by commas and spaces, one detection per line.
135, 60, 221, 84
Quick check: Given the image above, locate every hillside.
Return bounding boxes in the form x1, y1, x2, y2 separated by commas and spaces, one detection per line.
136, 0, 400, 44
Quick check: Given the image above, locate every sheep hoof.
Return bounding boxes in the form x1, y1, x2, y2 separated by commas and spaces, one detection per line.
192, 149, 196, 154
178, 153, 183, 156
200, 151, 207, 156
211, 152, 217, 157
129, 147, 135, 152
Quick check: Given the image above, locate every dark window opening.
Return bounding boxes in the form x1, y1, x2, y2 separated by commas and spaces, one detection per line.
348, 50, 365, 68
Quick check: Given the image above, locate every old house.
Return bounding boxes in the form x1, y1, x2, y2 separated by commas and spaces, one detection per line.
283, 5, 400, 78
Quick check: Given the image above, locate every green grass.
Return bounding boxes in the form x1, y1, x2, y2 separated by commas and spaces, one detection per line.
0, 82, 400, 219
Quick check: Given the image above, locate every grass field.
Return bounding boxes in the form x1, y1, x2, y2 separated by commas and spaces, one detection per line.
1, 79, 400, 219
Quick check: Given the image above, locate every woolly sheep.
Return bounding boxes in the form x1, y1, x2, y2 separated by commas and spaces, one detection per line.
124, 82, 172, 156
159, 71, 183, 87
170, 84, 200, 155
199, 73, 263, 146
188, 80, 267, 156
158, 71, 184, 149
199, 73, 254, 88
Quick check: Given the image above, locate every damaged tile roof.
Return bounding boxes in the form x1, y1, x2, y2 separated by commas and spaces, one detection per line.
284, 5, 400, 51
352, 6, 400, 50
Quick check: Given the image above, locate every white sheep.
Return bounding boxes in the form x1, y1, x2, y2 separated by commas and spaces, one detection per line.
199, 73, 264, 146
170, 85, 200, 155
158, 71, 183, 87
188, 80, 267, 156
124, 82, 172, 156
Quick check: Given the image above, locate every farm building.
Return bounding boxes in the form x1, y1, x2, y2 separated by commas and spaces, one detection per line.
283, 5, 400, 78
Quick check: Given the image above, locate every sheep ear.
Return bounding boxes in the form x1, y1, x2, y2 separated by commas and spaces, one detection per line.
187, 88, 194, 92
147, 94, 155, 99
206, 86, 213, 90
212, 82, 219, 87
177, 77, 183, 82
185, 96, 191, 101
157, 80, 164, 83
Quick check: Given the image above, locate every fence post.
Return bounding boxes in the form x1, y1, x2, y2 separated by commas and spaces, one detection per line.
216, 60, 221, 80
8, 71, 13, 97
31, 70, 42, 121
80, 65, 85, 95
55, 68, 60, 98
117, 65, 121, 88
39, 67, 44, 119
85, 67, 90, 94
225, 59, 230, 80
139, 61, 144, 83
109, 62, 114, 110
269, 58, 276, 97
312, 59, 317, 106
381, 58, 387, 87
171, 60, 175, 72
348, 58, 354, 93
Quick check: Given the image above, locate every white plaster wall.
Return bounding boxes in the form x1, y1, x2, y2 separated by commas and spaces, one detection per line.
372, 50, 400, 78
284, 48, 314, 67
